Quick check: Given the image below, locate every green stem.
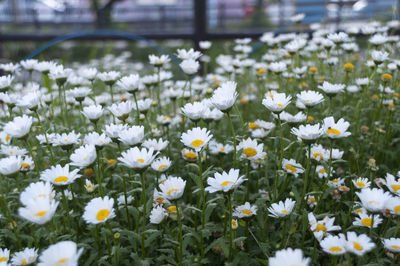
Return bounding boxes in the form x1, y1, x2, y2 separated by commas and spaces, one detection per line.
227, 192, 233, 261
175, 200, 183, 266
35, 111, 55, 165
140, 171, 147, 258
227, 112, 237, 168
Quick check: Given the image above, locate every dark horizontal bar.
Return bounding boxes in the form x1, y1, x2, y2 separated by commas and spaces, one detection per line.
0, 33, 195, 41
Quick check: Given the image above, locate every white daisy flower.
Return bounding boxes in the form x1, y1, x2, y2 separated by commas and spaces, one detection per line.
84, 132, 111, 147
149, 54, 170, 67
205, 168, 246, 193
296, 90, 325, 106
151, 156, 172, 172
69, 145, 97, 168
37, 241, 83, 266
318, 81, 345, 95
385, 173, 400, 195
282, 158, 304, 177
352, 177, 370, 189
353, 213, 382, 228
118, 147, 158, 169
40, 164, 81, 186
180, 59, 200, 75
269, 248, 310, 266
143, 138, 169, 151
233, 202, 257, 218
0, 144, 28, 156
159, 176, 186, 200
84, 179, 98, 193
345, 231, 375, 256
149, 205, 168, 224
268, 198, 296, 218
81, 105, 103, 121
308, 212, 341, 241
322, 116, 351, 138
117, 126, 144, 146
291, 123, 323, 141
0, 249, 10, 264
82, 196, 116, 224
210, 81, 238, 112
11, 247, 38, 265
383, 238, 400, 252
20, 181, 54, 206
356, 188, 392, 212
262, 92, 292, 113
238, 138, 266, 161
320, 234, 347, 255
180, 127, 212, 152
0, 155, 22, 176
4, 115, 33, 138
18, 197, 59, 225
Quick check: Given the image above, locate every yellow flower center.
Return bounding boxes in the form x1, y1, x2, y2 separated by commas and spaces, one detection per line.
167, 188, 179, 195
221, 181, 234, 186
285, 164, 296, 173
277, 103, 283, 107
249, 122, 259, 129
319, 168, 326, 174
5, 134, 10, 142
243, 147, 257, 157
96, 209, 110, 221
353, 241, 363, 251
22, 258, 28, 265
84, 168, 93, 176
137, 158, 145, 163
107, 159, 117, 165
355, 209, 363, 214
0, 257, 7, 262
64, 138, 68, 142
308, 197, 316, 204
35, 211, 47, 216
391, 184, 400, 192
241, 209, 252, 215
21, 163, 30, 168
168, 206, 176, 212
83, 157, 87, 161
391, 245, 400, 249
315, 223, 327, 232
331, 179, 339, 183
191, 139, 204, 148
56, 258, 69, 264
361, 218, 372, 227
394, 205, 400, 213
184, 151, 197, 159
54, 176, 68, 183
220, 147, 225, 151
329, 246, 343, 252
313, 152, 323, 160
326, 127, 341, 135
282, 210, 287, 214
158, 164, 167, 170
156, 197, 164, 205
356, 181, 365, 187
10, 151, 13, 155
306, 100, 310, 103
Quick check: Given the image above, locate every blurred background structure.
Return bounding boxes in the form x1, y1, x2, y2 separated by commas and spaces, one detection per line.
0, 0, 398, 60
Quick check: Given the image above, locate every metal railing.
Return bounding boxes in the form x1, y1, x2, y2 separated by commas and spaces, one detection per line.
0, 0, 397, 47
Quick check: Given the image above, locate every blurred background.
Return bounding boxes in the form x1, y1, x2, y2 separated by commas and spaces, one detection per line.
0, 0, 398, 61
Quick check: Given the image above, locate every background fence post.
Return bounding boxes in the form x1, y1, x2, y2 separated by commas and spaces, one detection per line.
193, 0, 207, 51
